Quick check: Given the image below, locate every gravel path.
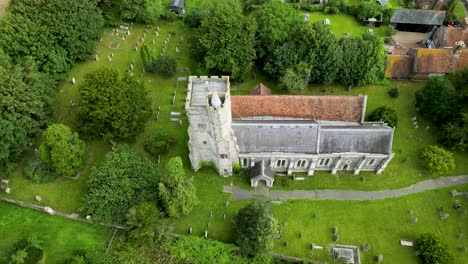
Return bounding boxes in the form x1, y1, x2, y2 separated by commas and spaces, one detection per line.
226, 175, 468, 201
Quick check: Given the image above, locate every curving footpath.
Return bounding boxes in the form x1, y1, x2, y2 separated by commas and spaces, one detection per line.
226, 175, 468, 201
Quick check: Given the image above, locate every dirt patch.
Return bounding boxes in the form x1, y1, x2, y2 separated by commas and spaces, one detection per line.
0, 0, 10, 16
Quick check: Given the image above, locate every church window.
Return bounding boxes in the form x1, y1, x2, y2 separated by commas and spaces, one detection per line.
368, 159, 375, 166
296, 159, 307, 168
324, 159, 331, 166
276, 159, 287, 167
220, 154, 228, 159
319, 158, 331, 166
198, 123, 206, 129
242, 158, 249, 167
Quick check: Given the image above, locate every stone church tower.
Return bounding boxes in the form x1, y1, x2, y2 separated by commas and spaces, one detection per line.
185, 76, 239, 175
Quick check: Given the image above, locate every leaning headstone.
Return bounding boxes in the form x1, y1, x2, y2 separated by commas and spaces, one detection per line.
363, 244, 371, 251
411, 217, 418, 223
377, 254, 383, 262
457, 233, 463, 239
204, 230, 208, 238
35, 196, 43, 202
72, 77, 76, 84
333, 226, 338, 234
225, 201, 230, 207
408, 209, 414, 215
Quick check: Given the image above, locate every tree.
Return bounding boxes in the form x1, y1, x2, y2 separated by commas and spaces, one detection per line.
64, 249, 113, 264
5, 237, 44, 264
421, 145, 455, 174
140, 44, 156, 72
82, 146, 160, 223
38, 124, 86, 176
0, 119, 28, 179
154, 56, 177, 77
255, 1, 303, 59
416, 233, 454, 264
78, 67, 151, 140
440, 113, 468, 151
126, 202, 172, 244
144, 132, 176, 156
416, 76, 458, 125
99, 0, 148, 26
368, 106, 398, 127
233, 201, 277, 256
279, 62, 311, 93
264, 41, 301, 79
192, 0, 256, 80
158, 157, 198, 218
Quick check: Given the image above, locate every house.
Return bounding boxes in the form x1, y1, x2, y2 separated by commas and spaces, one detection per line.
390, 9, 445, 32
185, 76, 395, 187
169, 0, 185, 14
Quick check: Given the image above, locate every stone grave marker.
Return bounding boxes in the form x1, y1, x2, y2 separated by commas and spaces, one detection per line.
35, 195, 43, 202
440, 213, 449, 220
363, 244, 371, 251
208, 222, 211, 228
225, 201, 230, 207
313, 213, 318, 219
411, 217, 418, 223
284, 241, 288, 247
223, 214, 226, 220
204, 230, 208, 239
189, 227, 192, 234
333, 226, 338, 234
72, 77, 76, 84
457, 233, 463, 239
95, 54, 99, 61
408, 209, 414, 215
377, 254, 383, 262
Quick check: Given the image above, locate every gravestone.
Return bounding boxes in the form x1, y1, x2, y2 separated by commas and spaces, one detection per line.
223, 214, 226, 220
130, 64, 134, 70
333, 234, 339, 242
408, 209, 414, 215
204, 230, 208, 239
95, 54, 99, 61
313, 213, 318, 219
108, 55, 112, 62
377, 254, 383, 262
333, 226, 338, 234
225, 201, 230, 207
44, 207, 55, 215
189, 227, 193, 234
208, 222, 210, 228
363, 244, 371, 251
457, 233, 463, 239
5, 188, 10, 193
35, 196, 43, 202
411, 217, 418, 223
209, 211, 213, 218
440, 213, 449, 220
72, 77, 76, 84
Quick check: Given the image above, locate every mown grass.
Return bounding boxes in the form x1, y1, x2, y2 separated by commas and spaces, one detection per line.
0, 202, 111, 263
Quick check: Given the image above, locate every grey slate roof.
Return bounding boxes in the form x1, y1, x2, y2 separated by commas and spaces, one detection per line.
376, 0, 389, 6
390, 9, 445, 25
250, 160, 273, 179
319, 126, 393, 154
232, 119, 393, 155
232, 120, 319, 154
170, 0, 185, 8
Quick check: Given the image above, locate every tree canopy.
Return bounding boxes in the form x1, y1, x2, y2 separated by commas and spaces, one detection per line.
82, 146, 160, 223
38, 124, 86, 177
192, 0, 256, 80
158, 157, 198, 218
78, 67, 151, 140
233, 201, 277, 256
416, 233, 453, 264
368, 106, 398, 127
126, 202, 172, 244
421, 145, 455, 174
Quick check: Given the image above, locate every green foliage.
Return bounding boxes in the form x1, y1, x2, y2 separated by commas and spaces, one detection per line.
0, 0, 103, 81
233, 162, 242, 175
183, 6, 205, 28
192, 0, 256, 80
23, 154, 58, 184
388, 87, 400, 98
416, 76, 458, 125
78, 67, 151, 140
421, 146, 455, 174
144, 132, 176, 156
99, 0, 157, 26
279, 62, 311, 93
158, 157, 198, 218
64, 249, 113, 264
234, 201, 277, 256
126, 202, 172, 244
368, 106, 398, 127
82, 146, 160, 223
440, 113, 468, 151
154, 56, 177, 77
275, 176, 293, 187
325, 0, 345, 14
416, 233, 454, 264
255, 1, 303, 59
3, 237, 44, 264
140, 44, 156, 72
138, 0, 164, 25
0, 50, 55, 178
38, 124, 86, 176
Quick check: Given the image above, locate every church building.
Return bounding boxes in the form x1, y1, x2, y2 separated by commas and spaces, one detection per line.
185, 76, 395, 187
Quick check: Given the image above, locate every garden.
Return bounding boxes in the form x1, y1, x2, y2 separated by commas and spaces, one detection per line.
0, 0, 467, 263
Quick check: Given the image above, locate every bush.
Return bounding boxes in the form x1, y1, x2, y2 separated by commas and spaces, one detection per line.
275, 176, 293, 187
416, 233, 453, 264
305, 4, 324, 12
368, 106, 398, 127
388, 87, 399, 98
144, 132, 176, 156
421, 145, 455, 174
6, 237, 44, 264
233, 162, 242, 175
154, 56, 177, 77
23, 155, 58, 183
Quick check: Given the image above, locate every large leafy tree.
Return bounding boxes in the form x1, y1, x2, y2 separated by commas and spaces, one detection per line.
158, 157, 198, 218
416, 233, 454, 264
78, 67, 151, 140
82, 146, 160, 223
192, 0, 256, 80
255, 1, 303, 60
421, 145, 455, 174
416, 76, 458, 125
38, 124, 86, 176
233, 201, 277, 256
368, 106, 398, 127
0, 50, 54, 178
279, 62, 311, 93
126, 202, 172, 244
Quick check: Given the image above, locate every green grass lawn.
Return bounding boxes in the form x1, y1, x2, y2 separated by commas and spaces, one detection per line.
455, 2, 466, 20
305, 12, 386, 38
0, 202, 111, 263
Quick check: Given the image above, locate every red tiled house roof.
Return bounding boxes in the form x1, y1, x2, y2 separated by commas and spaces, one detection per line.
452, 49, 468, 70
230, 95, 366, 123
385, 55, 414, 79
250, 83, 272, 96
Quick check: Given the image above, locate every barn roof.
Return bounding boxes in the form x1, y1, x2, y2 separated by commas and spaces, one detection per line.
230, 95, 366, 122
385, 55, 414, 79
414, 48, 452, 73
390, 9, 445, 25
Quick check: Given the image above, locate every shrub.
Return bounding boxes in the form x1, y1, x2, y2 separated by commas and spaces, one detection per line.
233, 162, 242, 175
154, 56, 177, 77
23, 155, 58, 183
144, 132, 176, 156
368, 106, 398, 127
6, 237, 44, 264
388, 87, 399, 98
421, 145, 455, 174
416, 233, 454, 264
275, 176, 293, 187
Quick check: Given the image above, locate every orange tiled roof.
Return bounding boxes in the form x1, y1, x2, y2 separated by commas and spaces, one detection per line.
385, 55, 414, 79
452, 49, 468, 70
414, 48, 452, 73
230, 95, 365, 122
446, 28, 468, 47
250, 83, 272, 96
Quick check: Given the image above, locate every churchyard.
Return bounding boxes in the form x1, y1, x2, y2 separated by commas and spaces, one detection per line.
1, 5, 467, 264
